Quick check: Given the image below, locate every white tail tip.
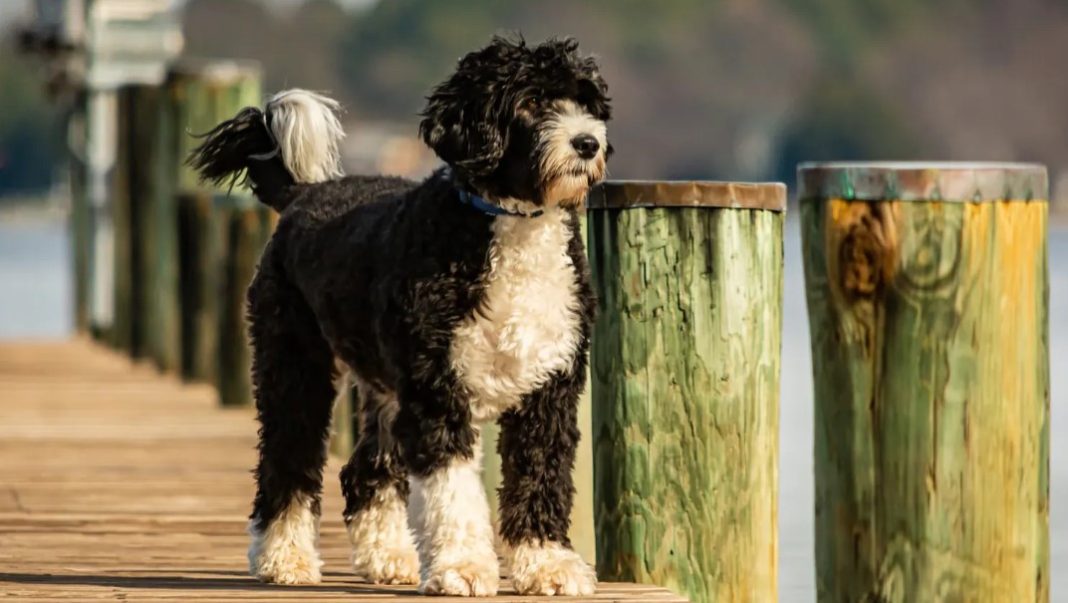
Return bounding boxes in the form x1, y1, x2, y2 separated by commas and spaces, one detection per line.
266, 89, 345, 184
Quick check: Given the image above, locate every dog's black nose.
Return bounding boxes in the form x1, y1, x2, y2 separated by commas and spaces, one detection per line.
570, 134, 600, 159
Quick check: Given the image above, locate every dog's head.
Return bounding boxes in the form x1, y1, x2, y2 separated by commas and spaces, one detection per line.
420, 36, 611, 211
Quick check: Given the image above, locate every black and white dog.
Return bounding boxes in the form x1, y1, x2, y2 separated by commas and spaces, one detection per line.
189, 37, 610, 597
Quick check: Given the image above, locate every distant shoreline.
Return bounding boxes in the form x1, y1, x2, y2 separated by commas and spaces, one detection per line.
4, 194, 1068, 227
0, 196, 70, 225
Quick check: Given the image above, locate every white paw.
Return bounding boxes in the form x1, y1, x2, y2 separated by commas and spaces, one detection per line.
418, 560, 500, 597
352, 546, 421, 585
346, 487, 421, 585
249, 545, 323, 585
509, 541, 597, 596
247, 504, 323, 585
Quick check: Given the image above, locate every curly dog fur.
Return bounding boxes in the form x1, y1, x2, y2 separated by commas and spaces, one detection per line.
189, 36, 611, 596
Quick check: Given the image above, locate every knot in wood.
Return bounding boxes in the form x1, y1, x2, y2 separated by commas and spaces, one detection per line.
839, 219, 885, 301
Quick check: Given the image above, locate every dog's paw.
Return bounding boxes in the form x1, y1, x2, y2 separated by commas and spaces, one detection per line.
249, 546, 323, 585
418, 560, 500, 597
248, 499, 323, 585
352, 546, 420, 585
509, 541, 596, 596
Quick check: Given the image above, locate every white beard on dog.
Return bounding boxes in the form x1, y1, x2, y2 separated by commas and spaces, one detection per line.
449, 206, 581, 421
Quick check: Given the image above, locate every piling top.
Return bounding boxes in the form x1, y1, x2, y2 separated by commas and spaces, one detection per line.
798, 162, 1048, 202
169, 57, 262, 85
588, 180, 787, 211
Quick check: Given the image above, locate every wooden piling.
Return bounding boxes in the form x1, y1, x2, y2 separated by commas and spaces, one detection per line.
68, 94, 91, 334
588, 181, 785, 603
110, 88, 141, 356
177, 190, 223, 382
168, 61, 262, 392
147, 83, 182, 372
799, 163, 1050, 602
217, 201, 273, 407
121, 83, 182, 372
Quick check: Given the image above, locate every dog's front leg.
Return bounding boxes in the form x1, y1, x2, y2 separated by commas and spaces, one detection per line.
397, 384, 499, 597
497, 368, 597, 596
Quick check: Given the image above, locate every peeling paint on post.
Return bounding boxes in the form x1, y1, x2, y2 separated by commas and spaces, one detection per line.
589, 181, 785, 603
799, 163, 1050, 603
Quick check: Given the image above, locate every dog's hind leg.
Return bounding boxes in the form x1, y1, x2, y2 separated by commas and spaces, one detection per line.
339, 379, 420, 585
497, 367, 597, 596
245, 264, 336, 585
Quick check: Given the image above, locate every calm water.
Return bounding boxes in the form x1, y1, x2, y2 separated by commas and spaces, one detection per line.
0, 218, 72, 338
0, 214, 1064, 601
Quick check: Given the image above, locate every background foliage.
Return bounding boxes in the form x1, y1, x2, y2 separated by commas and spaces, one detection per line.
0, 44, 61, 196
4, 0, 1067, 195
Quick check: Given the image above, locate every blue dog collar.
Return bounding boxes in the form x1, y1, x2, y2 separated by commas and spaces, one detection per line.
457, 189, 543, 218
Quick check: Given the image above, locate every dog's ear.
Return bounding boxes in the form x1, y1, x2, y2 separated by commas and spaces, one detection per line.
419, 96, 507, 180
419, 38, 520, 180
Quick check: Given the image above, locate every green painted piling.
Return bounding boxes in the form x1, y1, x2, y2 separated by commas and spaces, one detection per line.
68, 95, 91, 334
113, 82, 184, 366
217, 201, 273, 407
177, 190, 223, 382
799, 163, 1050, 603
110, 88, 140, 356
168, 61, 262, 393
588, 181, 785, 603
148, 83, 182, 372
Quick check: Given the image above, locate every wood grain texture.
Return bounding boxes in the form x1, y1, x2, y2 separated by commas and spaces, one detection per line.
589, 208, 782, 603
0, 340, 686, 602
801, 198, 1050, 602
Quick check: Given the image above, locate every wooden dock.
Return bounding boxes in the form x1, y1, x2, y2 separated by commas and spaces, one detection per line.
0, 340, 686, 602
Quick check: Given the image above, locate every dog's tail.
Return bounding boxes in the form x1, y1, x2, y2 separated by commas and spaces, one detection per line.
187, 89, 345, 211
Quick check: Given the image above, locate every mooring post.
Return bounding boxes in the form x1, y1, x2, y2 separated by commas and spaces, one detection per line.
799, 163, 1050, 602
168, 61, 261, 401
217, 200, 273, 407
589, 181, 785, 603
116, 83, 182, 372
111, 84, 158, 359
68, 94, 92, 335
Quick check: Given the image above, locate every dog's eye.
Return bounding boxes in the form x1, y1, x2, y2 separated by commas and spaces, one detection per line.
525, 96, 540, 109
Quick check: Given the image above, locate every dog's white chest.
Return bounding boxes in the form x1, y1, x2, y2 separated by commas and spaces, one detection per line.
450, 209, 582, 421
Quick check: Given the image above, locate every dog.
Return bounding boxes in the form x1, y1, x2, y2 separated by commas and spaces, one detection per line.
189, 36, 610, 597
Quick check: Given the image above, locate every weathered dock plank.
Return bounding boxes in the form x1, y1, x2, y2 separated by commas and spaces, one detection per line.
0, 340, 686, 602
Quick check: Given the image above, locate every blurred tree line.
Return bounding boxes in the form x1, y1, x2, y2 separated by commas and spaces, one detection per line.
4, 0, 1066, 195
0, 35, 61, 198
